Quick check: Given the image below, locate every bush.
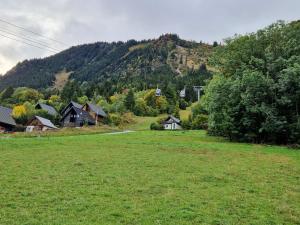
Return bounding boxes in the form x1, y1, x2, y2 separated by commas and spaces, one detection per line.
192, 114, 208, 130
109, 114, 122, 126
181, 119, 192, 130
179, 99, 189, 110
108, 112, 135, 127
150, 123, 164, 130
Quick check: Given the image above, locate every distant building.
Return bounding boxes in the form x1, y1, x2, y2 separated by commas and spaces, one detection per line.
0, 106, 16, 132
35, 103, 58, 117
60, 106, 96, 127
83, 102, 107, 123
26, 116, 58, 132
155, 88, 162, 97
162, 115, 182, 130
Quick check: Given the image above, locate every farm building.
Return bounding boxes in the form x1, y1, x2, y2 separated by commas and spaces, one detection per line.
61, 106, 96, 127
83, 102, 107, 123
26, 116, 58, 132
35, 103, 58, 116
162, 115, 182, 130
0, 106, 16, 132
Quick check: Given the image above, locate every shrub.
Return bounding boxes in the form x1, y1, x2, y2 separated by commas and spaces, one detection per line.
150, 123, 164, 130
181, 119, 192, 130
109, 114, 122, 126
179, 99, 189, 110
108, 112, 135, 127
192, 114, 208, 130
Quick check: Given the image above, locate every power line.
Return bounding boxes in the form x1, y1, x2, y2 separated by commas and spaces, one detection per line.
0, 18, 67, 46
0, 33, 59, 54
0, 26, 57, 47
0, 28, 62, 52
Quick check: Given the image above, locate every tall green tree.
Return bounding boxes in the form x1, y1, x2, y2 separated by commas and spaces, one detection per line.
125, 89, 135, 111
204, 21, 300, 144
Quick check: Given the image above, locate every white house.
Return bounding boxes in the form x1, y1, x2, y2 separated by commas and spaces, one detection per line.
162, 115, 182, 130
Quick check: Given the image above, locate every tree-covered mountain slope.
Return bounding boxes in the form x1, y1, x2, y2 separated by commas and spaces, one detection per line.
0, 34, 213, 91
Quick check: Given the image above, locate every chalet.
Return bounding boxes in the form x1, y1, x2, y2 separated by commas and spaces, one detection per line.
26, 116, 58, 132
61, 101, 83, 117
35, 103, 58, 116
162, 115, 182, 130
83, 102, 107, 123
0, 106, 16, 132
60, 106, 95, 127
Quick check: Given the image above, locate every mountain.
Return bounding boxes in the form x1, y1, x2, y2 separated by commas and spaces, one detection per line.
0, 34, 213, 91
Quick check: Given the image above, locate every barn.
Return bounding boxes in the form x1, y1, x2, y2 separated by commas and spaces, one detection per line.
35, 103, 58, 116
83, 102, 107, 124
27, 116, 58, 132
0, 106, 17, 132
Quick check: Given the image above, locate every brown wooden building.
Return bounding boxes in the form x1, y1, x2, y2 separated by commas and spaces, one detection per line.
27, 116, 57, 132
83, 102, 107, 124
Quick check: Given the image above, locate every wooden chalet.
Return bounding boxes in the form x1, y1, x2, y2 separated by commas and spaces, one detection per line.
83, 102, 107, 123
0, 106, 16, 132
162, 115, 182, 130
27, 116, 57, 132
35, 103, 58, 116
60, 105, 96, 127
61, 101, 83, 117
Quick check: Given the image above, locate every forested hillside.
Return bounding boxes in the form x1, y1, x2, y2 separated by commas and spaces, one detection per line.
0, 34, 213, 94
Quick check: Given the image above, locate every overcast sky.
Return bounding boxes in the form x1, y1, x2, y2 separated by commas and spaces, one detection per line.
0, 0, 299, 75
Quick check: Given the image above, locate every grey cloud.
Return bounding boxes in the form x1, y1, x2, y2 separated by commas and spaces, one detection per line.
0, 0, 300, 74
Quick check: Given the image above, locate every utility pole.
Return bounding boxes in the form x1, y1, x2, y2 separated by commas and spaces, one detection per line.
193, 86, 204, 102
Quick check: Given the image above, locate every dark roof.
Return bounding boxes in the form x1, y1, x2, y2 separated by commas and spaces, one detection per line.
71, 101, 83, 109
0, 106, 16, 126
34, 116, 57, 129
86, 102, 107, 117
163, 115, 181, 124
36, 103, 58, 116
61, 106, 95, 124
61, 101, 83, 115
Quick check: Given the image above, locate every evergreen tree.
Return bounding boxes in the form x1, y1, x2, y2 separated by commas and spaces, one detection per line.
125, 89, 135, 111
1, 86, 14, 100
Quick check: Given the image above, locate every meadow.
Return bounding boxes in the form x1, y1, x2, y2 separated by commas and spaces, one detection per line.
0, 130, 299, 225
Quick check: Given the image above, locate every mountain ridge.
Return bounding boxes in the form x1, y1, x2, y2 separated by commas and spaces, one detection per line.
0, 34, 213, 91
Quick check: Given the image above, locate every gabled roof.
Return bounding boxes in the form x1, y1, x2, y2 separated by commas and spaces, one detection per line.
163, 115, 181, 124
34, 116, 57, 129
70, 101, 83, 109
0, 106, 16, 126
85, 102, 107, 117
36, 103, 58, 116
61, 101, 83, 115
61, 106, 96, 124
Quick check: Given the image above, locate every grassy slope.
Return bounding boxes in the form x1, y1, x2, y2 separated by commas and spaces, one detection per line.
125, 115, 166, 131
0, 131, 299, 225
180, 105, 193, 121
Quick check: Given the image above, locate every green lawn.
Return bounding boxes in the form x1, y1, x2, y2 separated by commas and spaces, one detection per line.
0, 131, 299, 225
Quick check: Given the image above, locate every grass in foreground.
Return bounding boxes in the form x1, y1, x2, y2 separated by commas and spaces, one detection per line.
0, 131, 299, 225
0, 125, 119, 138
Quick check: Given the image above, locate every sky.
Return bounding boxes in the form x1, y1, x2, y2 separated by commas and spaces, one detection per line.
0, 0, 299, 75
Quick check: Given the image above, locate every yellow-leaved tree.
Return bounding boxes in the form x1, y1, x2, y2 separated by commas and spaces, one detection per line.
12, 105, 26, 118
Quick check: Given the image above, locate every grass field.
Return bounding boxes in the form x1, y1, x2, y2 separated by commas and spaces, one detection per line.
0, 131, 299, 225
